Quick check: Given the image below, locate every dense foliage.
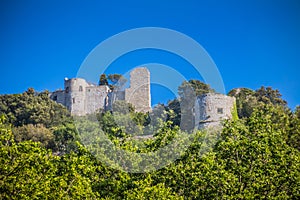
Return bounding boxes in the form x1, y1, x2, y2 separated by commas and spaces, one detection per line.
0, 88, 71, 128
0, 84, 299, 199
228, 86, 288, 118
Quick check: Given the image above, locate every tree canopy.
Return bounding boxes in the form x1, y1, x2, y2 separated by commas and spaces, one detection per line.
98, 73, 127, 91
0, 83, 299, 199
228, 86, 289, 118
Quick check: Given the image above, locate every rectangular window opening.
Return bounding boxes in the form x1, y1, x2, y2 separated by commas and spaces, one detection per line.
217, 108, 223, 114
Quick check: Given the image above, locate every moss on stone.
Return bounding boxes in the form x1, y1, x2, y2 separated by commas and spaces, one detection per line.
231, 100, 239, 121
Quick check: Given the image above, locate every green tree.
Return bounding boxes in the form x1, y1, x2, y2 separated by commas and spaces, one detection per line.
52, 122, 79, 153
108, 74, 127, 91
228, 88, 257, 118
178, 80, 215, 97
166, 99, 181, 127
255, 86, 287, 106
0, 89, 71, 128
295, 105, 300, 119
213, 107, 300, 199
99, 74, 109, 86
0, 117, 99, 199
228, 86, 288, 118
124, 177, 183, 200
12, 124, 54, 149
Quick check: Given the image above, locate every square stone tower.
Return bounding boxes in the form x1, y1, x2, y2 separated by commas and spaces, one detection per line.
125, 67, 151, 113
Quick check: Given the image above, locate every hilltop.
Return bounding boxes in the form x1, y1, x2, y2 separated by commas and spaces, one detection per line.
0, 79, 299, 199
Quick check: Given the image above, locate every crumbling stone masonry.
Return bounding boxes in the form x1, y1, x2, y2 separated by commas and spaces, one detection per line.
50, 67, 151, 116
50, 67, 236, 128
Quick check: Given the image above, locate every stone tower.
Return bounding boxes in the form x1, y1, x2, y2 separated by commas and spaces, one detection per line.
195, 93, 236, 129
125, 67, 151, 113
64, 78, 88, 116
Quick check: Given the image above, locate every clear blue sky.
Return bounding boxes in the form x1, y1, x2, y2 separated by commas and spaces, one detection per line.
0, 0, 299, 108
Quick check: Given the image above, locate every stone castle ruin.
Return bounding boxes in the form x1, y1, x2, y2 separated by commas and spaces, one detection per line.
50, 67, 235, 128
50, 67, 151, 116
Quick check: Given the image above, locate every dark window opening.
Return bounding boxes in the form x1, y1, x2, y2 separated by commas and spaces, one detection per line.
53, 95, 57, 101
217, 108, 223, 114
79, 86, 83, 92
66, 87, 69, 93
72, 98, 75, 103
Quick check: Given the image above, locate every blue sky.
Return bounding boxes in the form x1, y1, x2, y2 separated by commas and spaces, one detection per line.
0, 0, 300, 108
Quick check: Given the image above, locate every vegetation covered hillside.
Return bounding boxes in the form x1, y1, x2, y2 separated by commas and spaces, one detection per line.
0, 83, 299, 199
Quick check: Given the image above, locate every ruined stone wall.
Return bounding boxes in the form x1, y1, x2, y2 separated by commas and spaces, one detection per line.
50, 70, 235, 131
51, 67, 151, 115
125, 67, 151, 113
50, 90, 65, 106
85, 85, 110, 114
195, 93, 236, 129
